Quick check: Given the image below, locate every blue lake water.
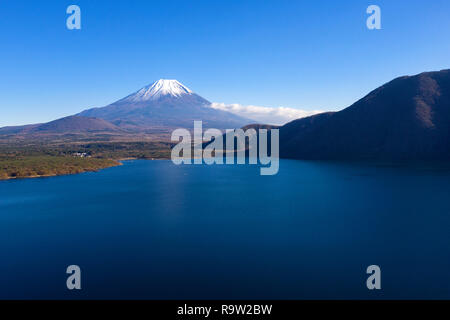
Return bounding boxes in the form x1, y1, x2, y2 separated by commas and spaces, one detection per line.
0, 159, 449, 299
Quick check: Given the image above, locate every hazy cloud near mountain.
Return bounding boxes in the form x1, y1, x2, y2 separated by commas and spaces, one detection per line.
210, 103, 323, 126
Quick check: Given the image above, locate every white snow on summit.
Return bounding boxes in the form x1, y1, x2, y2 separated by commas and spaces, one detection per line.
126, 79, 193, 102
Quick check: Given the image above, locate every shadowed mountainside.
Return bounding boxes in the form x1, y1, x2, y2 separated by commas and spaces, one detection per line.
280, 69, 450, 160
241, 123, 280, 131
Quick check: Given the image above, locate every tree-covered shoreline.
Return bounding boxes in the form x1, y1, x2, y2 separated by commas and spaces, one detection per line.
0, 140, 172, 180
0, 155, 120, 180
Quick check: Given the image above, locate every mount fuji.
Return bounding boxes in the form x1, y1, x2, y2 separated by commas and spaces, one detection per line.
77, 79, 251, 131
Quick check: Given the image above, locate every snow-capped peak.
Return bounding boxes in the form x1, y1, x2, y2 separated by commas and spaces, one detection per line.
128, 79, 193, 101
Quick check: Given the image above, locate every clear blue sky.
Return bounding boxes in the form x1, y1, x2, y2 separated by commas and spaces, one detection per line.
0, 0, 449, 126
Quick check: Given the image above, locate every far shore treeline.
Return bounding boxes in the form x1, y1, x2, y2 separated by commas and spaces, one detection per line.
0, 140, 172, 180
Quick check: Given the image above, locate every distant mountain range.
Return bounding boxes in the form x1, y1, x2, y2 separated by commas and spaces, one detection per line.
280, 69, 450, 160
2, 70, 450, 161
0, 80, 251, 137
